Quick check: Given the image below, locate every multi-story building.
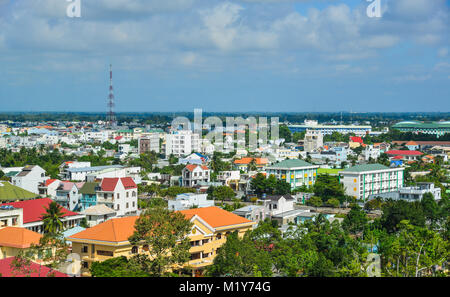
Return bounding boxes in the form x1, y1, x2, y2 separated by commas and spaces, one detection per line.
0, 227, 42, 260
233, 158, 269, 173
0, 205, 23, 228
60, 165, 124, 181
339, 164, 405, 201
96, 177, 138, 217
55, 181, 85, 211
364, 145, 381, 161
304, 129, 323, 153
290, 120, 372, 137
165, 130, 200, 157
68, 207, 255, 277
181, 165, 210, 188
217, 171, 240, 190
266, 159, 319, 190
78, 182, 99, 211
11, 165, 48, 195
138, 135, 160, 154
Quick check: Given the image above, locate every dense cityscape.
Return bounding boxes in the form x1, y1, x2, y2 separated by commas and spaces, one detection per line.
0, 112, 448, 278
0, 0, 449, 287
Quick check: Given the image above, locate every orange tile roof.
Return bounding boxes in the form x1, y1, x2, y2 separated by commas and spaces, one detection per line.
406, 141, 418, 145
0, 227, 42, 249
69, 208, 254, 243
185, 164, 209, 172
68, 216, 138, 243
234, 158, 268, 165
179, 207, 253, 228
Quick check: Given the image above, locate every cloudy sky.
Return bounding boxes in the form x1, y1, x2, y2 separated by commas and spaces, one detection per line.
0, 0, 449, 112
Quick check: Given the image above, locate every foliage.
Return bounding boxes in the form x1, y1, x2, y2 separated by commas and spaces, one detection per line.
128, 206, 193, 276
42, 202, 65, 236
90, 256, 150, 277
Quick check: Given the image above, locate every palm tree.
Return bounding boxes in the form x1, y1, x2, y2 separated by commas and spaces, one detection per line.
42, 202, 65, 235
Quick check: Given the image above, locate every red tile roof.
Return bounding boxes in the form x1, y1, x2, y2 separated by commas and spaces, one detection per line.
350, 136, 364, 144
100, 177, 137, 191
4, 198, 80, 224
185, 164, 209, 172
0, 257, 68, 277
45, 179, 58, 187
386, 150, 423, 156
234, 158, 269, 165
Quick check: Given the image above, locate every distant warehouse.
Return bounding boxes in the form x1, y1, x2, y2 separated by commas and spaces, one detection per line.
392, 121, 450, 137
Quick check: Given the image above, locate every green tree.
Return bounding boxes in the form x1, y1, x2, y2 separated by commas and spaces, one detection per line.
90, 256, 150, 277
212, 186, 236, 204
42, 202, 65, 236
128, 206, 193, 276
342, 205, 368, 234
207, 231, 273, 277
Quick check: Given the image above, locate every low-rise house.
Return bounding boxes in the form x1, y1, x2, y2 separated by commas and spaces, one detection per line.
60, 165, 124, 181
3, 198, 85, 234
81, 204, 117, 227
217, 171, 240, 190
78, 182, 99, 211
179, 153, 209, 165
38, 179, 61, 198
385, 150, 424, 162
233, 158, 269, 173
55, 182, 85, 212
233, 205, 266, 224
181, 165, 210, 188
96, 177, 138, 217
259, 194, 312, 226
0, 227, 42, 259
0, 205, 23, 228
68, 207, 255, 277
11, 165, 48, 195
0, 181, 39, 203
168, 193, 214, 211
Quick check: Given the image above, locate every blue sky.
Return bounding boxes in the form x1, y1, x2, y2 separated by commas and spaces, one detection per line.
0, 0, 449, 113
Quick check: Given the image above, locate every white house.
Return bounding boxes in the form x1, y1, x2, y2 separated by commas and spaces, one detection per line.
54, 181, 85, 211
181, 165, 211, 188
96, 177, 138, 217
81, 204, 117, 227
168, 193, 215, 211
165, 130, 201, 157
11, 165, 48, 195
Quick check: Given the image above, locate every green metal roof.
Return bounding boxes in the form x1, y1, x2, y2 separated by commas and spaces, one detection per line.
5, 171, 20, 177
393, 121, 450, 129
0, 181, 39, 202
340, 164, 389, 173
268, 159, 316, 169
79, 182, 99, 195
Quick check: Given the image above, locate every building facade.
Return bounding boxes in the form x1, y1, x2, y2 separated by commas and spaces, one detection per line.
339, 164, 405, 201
266, 159, 319, 190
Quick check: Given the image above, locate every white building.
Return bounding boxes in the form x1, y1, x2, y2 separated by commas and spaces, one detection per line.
290, 120, 372, 137
138, 135, 160, 154
304, 130, 323, 153
339, 164, 405, 201
181, 165, 211, 188
168, 193, 215, 211
368, 182, 441, 202
61, 165, 124, 181
11, 165, 48, 195
54, 182, 85, 211
96, 177, 138, 217
165, 130, 201, 157
364, 145, 381, 161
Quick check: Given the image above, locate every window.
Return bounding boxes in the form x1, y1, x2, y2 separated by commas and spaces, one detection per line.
131, 246, 138, 254
97, 250, 114, 257
126, 192, 129, 198
82, 246, 88, 253
117, 193, 120, 199
126, 203, 129, 209
216, 233, 222, 240
82, 261, 89, 269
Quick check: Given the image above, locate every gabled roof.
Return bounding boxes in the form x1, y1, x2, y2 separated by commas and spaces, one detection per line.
262, 194, 295, 202
100, 177, 137, 192
0, 227, 42, 248
350, 136, 364, 144
4, 198, 81, 224
0, 257, 68, 277
185, 164, 209, 172
45, 179, 59, 187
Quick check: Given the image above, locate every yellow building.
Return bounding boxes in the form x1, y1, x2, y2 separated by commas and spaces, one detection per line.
68, 207, 256, 276
0, 227, 42, 259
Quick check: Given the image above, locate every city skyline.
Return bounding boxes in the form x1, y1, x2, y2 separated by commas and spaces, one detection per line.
0, 0, 449, 113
